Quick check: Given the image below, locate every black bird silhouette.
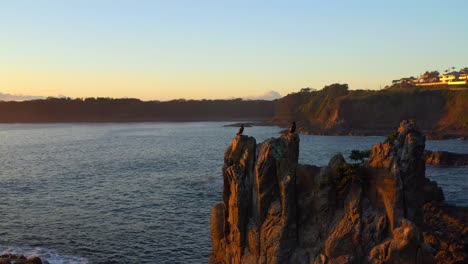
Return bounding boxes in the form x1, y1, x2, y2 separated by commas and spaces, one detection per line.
289, 121, 296, 134
237, 124, 244, 136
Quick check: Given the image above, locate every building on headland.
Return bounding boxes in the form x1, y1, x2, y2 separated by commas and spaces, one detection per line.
390, 68, 467, 88
439, 72, 468, 86
439, 72, 459, 83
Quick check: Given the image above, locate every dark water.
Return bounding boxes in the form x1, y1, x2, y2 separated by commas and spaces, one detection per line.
0, 122, 466, 263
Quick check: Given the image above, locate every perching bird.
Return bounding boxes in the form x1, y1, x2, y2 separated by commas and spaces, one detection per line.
237, 124, 244, 136
289, 121, 296, 134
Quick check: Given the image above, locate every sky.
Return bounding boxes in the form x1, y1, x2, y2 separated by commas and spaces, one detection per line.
1, 0, 467, 101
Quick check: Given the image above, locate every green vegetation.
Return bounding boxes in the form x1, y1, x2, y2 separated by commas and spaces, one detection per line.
440, 89, 468, 128
273, 84, 467, 135
349, 149, 371, 163
275, 83, 349, 123
384, 131, 399, 145
320, 163, 366, 197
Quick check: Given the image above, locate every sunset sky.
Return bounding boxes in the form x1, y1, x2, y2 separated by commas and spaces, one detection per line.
1, 0, 467, 100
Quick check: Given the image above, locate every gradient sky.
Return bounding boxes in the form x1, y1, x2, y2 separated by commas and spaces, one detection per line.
1, 0, 467, 100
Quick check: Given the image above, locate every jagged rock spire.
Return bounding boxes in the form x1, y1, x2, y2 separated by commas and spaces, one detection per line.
210, 120, 454, 264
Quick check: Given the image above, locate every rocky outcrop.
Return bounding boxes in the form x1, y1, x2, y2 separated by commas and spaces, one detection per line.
367, 120, 440, 225
421, 202, 468, 264
424, 150, 468, 167
210, 133, 299, 264
422, 202, 468, 264
210, 120, 467, 264
0, 254, 46, 264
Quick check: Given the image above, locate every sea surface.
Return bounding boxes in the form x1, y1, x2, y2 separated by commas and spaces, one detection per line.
0, 122, 466, 263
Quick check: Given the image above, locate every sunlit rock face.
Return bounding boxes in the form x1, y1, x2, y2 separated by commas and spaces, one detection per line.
210, 133, 299, 264
209, 121, 466, 264
368, 119, 427, 227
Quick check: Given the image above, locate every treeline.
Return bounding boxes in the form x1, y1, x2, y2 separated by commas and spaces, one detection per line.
0, 97, 275, 122
1, 86, 466, 137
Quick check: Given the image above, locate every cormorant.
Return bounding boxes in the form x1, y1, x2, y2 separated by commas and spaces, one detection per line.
237, 124, 244, 136
289, 121, 296, 134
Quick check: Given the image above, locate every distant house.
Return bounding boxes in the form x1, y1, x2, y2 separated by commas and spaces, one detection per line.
439, 72, 460, 83
439, 72, 468, 86
391, 68, 467, 88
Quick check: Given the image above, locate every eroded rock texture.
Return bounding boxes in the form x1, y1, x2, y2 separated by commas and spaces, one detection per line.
210, 133, 299, 264
210, 121, 466, 264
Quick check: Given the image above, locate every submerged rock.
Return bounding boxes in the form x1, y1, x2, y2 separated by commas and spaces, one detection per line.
0, 254, 46, 264
210, 120, 467, 264
424, 150, 468, 167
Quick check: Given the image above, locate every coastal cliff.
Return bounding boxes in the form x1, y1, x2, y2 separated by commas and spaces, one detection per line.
273, 84, 468, 138
209, 120, 467, 264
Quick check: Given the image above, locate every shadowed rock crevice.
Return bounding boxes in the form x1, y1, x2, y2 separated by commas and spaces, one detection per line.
210, 121, 466, 264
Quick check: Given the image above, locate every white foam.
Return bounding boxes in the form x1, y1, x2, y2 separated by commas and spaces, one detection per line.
0, 245, 88, 264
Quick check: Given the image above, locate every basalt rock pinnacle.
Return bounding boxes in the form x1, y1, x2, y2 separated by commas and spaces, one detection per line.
210, 121, 466, 264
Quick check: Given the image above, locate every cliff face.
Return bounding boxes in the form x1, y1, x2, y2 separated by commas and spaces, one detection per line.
209, 121, 466, 264
273, 85, 468, 137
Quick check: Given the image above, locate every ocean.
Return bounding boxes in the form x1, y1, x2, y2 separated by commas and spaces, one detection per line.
0, 122, 466, 263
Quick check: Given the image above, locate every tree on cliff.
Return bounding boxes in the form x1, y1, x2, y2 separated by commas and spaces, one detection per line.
349, 149, 371, 163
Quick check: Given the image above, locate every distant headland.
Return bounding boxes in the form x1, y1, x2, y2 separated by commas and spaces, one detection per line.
271, 83, 467, 139
0, 82, 466, 139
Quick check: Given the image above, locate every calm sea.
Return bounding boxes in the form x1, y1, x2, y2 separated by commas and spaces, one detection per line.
0, 122, 466, 263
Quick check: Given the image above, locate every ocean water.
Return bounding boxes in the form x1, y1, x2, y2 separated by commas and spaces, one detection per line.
0, 122, 466, 263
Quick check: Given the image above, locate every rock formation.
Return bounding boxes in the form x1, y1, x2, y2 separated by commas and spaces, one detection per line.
0, 254, 45, 264
424, 150, 468, 167
209, 120, 466, 264
422, 202, 468, 264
